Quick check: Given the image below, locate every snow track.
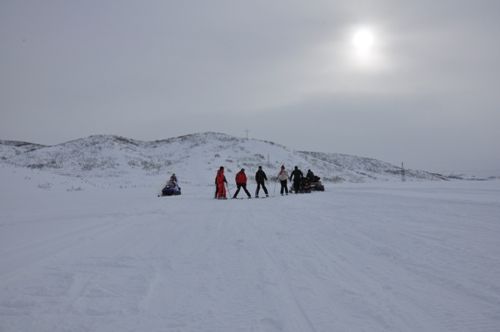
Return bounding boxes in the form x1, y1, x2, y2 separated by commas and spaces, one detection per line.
1, 169, 500, 331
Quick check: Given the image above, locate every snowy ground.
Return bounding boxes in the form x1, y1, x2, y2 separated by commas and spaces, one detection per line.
1, 166, 500, 332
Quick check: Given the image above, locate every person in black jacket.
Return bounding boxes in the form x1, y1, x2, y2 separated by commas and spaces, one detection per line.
255, 166, 269, 198
289, 166, 303, 193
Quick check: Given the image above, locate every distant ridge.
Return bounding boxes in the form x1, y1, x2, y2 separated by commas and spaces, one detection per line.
0, 132, 449, 183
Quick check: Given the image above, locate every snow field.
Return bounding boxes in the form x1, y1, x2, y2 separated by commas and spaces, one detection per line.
1, 167, 500, 331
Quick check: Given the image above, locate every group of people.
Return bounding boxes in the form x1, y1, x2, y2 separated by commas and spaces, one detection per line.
162, 165, 319, 198
214, 165, 312, 199
214, 166, 268, 199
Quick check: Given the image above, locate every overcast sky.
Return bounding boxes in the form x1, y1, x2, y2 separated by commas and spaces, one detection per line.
1, 0, 499, 173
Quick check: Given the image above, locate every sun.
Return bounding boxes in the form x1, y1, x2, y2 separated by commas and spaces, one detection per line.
317, 23, 388, 75
352, 28, 375, 52
349, 25, 380, 68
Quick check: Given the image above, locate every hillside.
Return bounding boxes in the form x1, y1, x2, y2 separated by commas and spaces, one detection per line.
0, 132, 446, 184
1, 136, 499, 331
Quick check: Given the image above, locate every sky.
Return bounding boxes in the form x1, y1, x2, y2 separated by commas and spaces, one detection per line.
1, 0, 499, 173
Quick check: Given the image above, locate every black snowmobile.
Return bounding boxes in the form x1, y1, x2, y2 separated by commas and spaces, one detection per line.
290, 176, 325, 193
308, 176, 325, 191
306, 171, 325, 192
160, 182, 181, 196
290, 178, 312, 193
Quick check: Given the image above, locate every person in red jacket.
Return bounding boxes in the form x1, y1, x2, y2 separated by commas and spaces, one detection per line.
215, 166, 228, 199
233, 168, 252, 199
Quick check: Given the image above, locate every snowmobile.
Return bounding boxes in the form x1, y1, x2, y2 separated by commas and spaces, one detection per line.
306, 173, 325, 192
309, 177, 325, 191
290, 178, 312, 194
160, 183, 181, 196
290, 176, 325, 193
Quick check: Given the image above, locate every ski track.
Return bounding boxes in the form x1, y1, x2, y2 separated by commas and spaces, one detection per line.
1, 179, 500, 331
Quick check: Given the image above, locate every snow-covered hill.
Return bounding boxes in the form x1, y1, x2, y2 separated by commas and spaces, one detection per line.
0, 132, 446, 185
1, 136, 499, 331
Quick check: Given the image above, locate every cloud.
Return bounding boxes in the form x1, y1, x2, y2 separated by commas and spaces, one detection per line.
0, 0, 499, 172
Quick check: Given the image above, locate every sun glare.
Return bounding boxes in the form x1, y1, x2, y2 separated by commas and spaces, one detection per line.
348, 25, 381, 69
352, 28, 375, 51
317, 23, 388, 76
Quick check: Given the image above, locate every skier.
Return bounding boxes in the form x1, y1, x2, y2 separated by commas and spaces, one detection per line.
255, 166, 269, 198
215, 166, 228, 199
233, 168, 252, 199
289, 166, 303, 194
277, 165, 289, 195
